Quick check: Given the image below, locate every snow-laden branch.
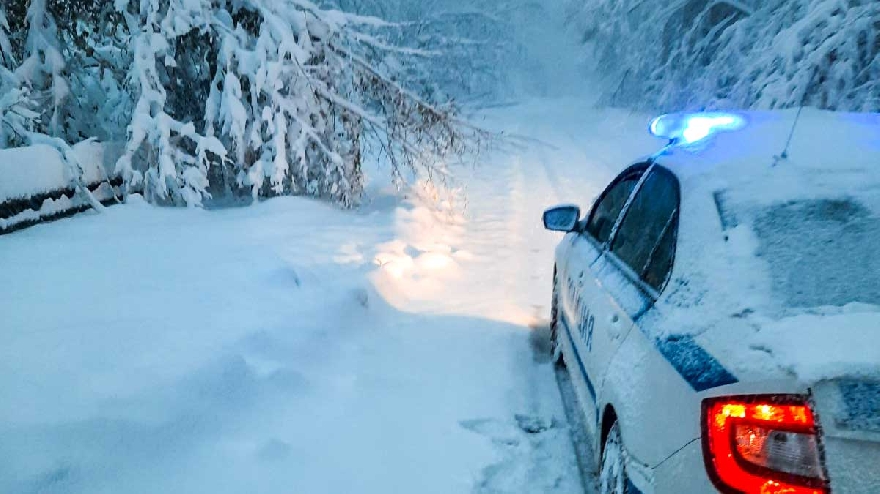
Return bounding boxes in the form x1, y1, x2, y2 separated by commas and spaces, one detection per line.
570, 0, 880, 112
1, 0, 489, 208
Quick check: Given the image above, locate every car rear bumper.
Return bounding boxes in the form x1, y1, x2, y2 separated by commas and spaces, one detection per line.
651, 438, 717, 494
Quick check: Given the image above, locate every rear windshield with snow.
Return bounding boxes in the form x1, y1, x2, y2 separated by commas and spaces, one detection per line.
753, 198, 880, 308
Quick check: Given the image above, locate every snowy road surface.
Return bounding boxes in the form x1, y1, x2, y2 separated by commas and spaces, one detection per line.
0, 100, 659, 494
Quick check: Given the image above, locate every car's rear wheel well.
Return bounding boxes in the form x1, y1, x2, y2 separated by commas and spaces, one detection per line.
600, 404, 618, 456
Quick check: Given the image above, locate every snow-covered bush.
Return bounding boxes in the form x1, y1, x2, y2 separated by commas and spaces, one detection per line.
570, 0, 880, 112
0, 0, 485, 208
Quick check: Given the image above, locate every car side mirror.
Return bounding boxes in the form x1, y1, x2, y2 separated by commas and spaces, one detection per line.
543, 205, 581, 232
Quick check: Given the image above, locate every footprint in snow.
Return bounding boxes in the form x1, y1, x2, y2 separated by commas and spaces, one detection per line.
460, 415, 579, 494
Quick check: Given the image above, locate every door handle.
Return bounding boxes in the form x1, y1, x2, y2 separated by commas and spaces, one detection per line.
607, 313, 623, 340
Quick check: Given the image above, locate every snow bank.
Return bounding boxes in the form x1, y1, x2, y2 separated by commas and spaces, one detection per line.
0, 193, 574, 494
0, 141, 123, 234
0, 145, 69, 202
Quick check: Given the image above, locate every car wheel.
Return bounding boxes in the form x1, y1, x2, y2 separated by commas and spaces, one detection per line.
599, 422, 630, 494
550, 269, 564, 365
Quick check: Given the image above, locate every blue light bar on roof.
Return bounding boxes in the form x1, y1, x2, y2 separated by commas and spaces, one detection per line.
649, 112, 746, 146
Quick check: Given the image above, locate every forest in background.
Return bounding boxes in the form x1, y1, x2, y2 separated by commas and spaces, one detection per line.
568, 0, 880, 112
3, 0, 879, 210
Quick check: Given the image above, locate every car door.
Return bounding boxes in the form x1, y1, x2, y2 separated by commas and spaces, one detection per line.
560, 166, 647, 430
562, 166, 646, 322
590, 166, 680, 398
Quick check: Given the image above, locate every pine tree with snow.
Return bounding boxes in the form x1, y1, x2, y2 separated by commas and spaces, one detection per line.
569, 0, 880, 112
0, 5, 36, 147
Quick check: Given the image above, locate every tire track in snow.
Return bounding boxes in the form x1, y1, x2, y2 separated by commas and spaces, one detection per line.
373, 100, 654, 494
463, 104, 644, 494
456, 114, 594, 494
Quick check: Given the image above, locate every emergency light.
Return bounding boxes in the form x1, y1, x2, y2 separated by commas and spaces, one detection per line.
650, 112, 746, 146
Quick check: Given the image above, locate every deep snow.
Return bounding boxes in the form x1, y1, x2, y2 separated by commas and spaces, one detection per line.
0, 99, 656, 494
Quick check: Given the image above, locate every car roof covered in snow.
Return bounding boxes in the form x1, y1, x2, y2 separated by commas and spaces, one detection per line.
643, 109, 880, 384
654, 109, 880, 207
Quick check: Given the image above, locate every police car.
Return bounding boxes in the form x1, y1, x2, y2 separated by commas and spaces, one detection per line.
543, 111, 880, 493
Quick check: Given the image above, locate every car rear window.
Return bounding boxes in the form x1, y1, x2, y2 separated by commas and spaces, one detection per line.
753, 198, 880, 308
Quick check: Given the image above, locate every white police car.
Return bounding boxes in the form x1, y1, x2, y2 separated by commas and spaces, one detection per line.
543, 111, 880, 494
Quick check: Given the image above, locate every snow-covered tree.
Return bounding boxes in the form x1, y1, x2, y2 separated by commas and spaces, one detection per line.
111, 0, 485, 207
0, 5, 35, 147
0, 1, 98, 204
322, 0, 530, 105
0, 8, 15, 85
569, 0, 880, 112
0, 1, 131, 146
0, 0, 485, 209
14, 0, 68, 137
52, 0, 133, 143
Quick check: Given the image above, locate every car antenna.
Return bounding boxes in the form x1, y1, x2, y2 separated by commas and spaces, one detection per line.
772, 105, 804, 166
652, 140, 678, 159
773, 69, 817, 166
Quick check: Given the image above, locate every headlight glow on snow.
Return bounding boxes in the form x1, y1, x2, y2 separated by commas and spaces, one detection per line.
650, 112, 746, 146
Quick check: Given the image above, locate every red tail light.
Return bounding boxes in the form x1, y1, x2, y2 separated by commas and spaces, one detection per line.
702, 395, 829, 494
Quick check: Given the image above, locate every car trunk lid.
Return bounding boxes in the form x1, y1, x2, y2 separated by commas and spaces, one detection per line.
812, 379, 880, 492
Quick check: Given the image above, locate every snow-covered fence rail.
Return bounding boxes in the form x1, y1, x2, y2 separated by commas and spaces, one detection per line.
0, 142, 124, 235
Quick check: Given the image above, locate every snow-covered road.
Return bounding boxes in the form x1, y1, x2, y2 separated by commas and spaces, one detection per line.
0, 99, 659, 494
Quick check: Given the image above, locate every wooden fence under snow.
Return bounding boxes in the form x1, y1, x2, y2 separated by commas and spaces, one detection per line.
0, 142, 125, 235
